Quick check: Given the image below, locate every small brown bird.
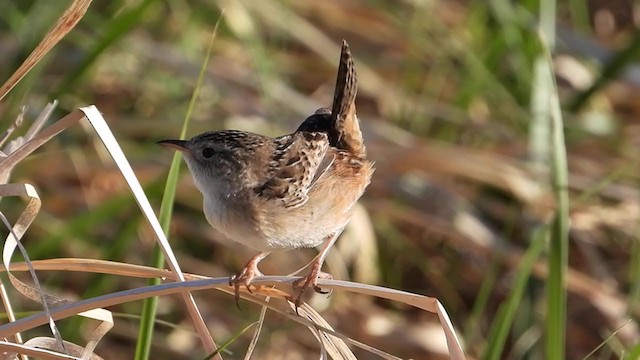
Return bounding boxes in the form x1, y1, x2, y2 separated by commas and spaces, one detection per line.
159, 41, 374, 308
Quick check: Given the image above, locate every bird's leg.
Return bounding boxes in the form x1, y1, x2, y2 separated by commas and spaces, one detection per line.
292, 230, 342, 309
229, 252, 270, 307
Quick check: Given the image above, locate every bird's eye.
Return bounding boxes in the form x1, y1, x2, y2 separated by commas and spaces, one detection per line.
202, 148, 215, 158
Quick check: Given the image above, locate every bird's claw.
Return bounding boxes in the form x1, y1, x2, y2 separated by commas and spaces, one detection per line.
291, 270, 333, 313
229, 263, 263, 309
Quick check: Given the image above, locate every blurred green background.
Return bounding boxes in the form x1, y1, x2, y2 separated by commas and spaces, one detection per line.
2, 0, 640, 359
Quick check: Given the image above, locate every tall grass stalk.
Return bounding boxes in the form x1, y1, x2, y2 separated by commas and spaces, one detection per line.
543, 31, 570, 360
134, 20, 222, 360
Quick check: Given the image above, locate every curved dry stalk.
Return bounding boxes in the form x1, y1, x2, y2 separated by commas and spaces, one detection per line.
0, 259, 466, 359
0, 340, 83, 360
0, 183, 113, 359
0, 186, 63, 352
23, 337, 104, 360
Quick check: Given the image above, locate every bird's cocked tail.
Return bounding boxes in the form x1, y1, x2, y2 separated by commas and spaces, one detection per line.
330, 40, 366, 158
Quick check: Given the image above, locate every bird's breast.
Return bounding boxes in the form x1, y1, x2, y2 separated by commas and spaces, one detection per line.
202, 191, 270, 251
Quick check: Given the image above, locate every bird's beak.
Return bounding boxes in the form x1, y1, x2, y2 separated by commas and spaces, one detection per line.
157, 139, 189, 153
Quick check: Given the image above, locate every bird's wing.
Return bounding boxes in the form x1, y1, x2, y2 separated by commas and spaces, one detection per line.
257, 131, 331, 208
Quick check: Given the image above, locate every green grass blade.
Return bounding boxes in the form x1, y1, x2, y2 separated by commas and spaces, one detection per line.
481, 225, 547, 360
527, 2, 570, 358
464, 252, 501, 350
134, 17, 223, 360
542, 32, 570, 360
203, 321, 258, 360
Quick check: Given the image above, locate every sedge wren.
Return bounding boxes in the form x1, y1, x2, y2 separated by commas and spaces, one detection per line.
159, 40, 374, 308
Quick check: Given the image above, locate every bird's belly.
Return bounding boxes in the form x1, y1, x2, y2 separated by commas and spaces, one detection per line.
275, 214, 342, 248
201, 163, 371, 252
204, 200, 336, 251
203, 195, 271, 251
261, 210, 345, 250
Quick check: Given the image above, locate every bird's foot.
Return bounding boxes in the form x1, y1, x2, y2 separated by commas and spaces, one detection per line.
291, 261, 333, 312
229, 257, 265, 309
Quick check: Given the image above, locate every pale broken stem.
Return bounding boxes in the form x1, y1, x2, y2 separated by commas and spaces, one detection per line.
243, 301, 268, 360
0, 101, 58, 191
0, 108, 86, 181
0, 106, 26, 148
24, 100, 58, 143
